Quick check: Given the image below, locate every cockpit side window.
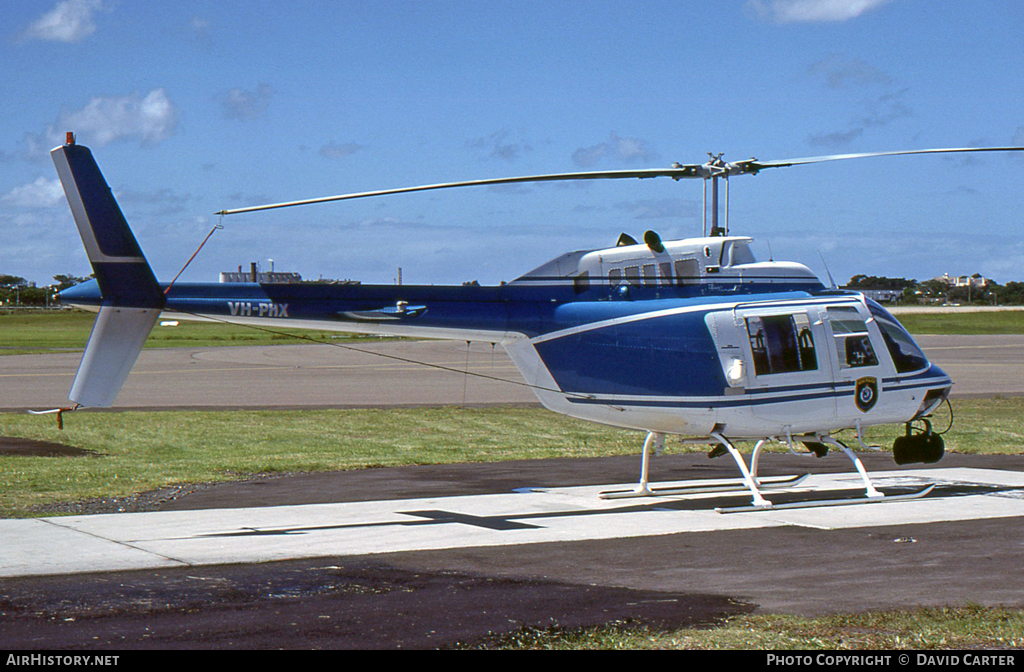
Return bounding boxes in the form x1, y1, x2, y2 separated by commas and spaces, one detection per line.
866, 300, 930, 373
827, 306, 879, 368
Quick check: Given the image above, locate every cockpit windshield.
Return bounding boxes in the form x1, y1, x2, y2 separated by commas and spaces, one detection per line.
866, 299, 929, 374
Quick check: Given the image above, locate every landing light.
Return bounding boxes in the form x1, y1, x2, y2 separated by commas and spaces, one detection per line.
726, 357, 745, 384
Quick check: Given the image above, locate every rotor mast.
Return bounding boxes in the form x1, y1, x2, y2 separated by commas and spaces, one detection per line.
701, 153, 731, 237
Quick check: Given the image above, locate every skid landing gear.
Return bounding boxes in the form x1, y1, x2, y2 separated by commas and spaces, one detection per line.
600, 431, 808, 502
710, 432, 891, 511
600, 429, 935, 513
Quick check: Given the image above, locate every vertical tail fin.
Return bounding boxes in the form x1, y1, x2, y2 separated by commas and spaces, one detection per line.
51, 139, 165, 407
51, 141, 164, 308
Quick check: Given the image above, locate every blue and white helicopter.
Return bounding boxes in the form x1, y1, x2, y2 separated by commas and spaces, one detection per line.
48, 137, 1024, 511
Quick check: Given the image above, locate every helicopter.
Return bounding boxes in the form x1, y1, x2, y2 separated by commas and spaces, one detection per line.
46, 136, 1024, 511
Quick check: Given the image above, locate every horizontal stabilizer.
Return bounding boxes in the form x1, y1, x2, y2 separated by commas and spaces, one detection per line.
69, 306, 160, 407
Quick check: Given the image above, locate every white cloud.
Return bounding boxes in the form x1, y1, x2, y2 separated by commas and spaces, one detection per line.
747, 0, 893, 23
809, 55, 893, 88
189, 16, 210, 34
1, 177, 65, 209
220, 84, 274, 120
21, 0, 105, 43
186, 15, 213, 48
64, 89, 180, 146
807, 88, 912, 148
614, 198, 701, 220
466, 130, 533, 162
807, 128, 864, 148
572, 132, 658, 168
320, 142, 365, 159
25, 89, 180, 155
860, 87, 913, 128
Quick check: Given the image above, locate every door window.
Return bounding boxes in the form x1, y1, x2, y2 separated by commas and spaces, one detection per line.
745, 313, 818, 375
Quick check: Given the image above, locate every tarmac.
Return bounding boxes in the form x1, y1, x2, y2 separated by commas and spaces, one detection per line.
3, 334, 1023, 412
2, 336, 1024, 648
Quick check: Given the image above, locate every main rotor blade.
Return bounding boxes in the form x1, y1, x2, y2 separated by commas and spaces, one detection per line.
216, 145, 1024, 216
216, 165, 704, 215
745, 146, 1024, 173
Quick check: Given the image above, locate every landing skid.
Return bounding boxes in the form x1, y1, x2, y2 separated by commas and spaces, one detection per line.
610, 429, 931, 513
600, 473, 809, 500
715, 483, 936, 514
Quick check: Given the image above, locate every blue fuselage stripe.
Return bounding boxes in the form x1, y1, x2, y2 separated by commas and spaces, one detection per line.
62, 280, 830, 340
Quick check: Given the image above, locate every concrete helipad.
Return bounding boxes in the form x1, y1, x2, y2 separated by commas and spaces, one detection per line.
5, 466, 1023, 579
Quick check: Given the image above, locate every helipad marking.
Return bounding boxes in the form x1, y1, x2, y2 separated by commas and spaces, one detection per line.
2, 467, 1023, 578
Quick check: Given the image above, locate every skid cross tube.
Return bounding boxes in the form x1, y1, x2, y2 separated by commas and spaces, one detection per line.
598, 431, 663, 499
634, 431, 664, 496
710, 431, 772, 508
820, 436, 884, 499
707, 432, 883, 508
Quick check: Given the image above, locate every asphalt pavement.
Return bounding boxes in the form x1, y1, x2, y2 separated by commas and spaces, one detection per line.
2, 336, 1024, 649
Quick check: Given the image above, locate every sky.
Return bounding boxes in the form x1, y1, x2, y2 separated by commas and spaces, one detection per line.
2, 0, 1023, 289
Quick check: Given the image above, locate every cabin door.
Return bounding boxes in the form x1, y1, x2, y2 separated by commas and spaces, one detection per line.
821, 303, 888, 422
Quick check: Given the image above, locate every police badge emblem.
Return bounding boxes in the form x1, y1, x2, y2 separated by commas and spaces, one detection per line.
855, 376, 878, 412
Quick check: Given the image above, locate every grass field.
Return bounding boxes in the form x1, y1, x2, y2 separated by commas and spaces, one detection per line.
0, 396, 1017, 519
0, 406, 635, 517
2, 306, 1023, 356
473, 606, 1024, 649
0, 309, 384, 355
894, 310, 1024, 335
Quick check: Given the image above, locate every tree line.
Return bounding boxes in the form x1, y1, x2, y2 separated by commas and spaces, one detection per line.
846, 274, 1024, 305
0, 274, 90, 308
4, 271, 1024, 307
